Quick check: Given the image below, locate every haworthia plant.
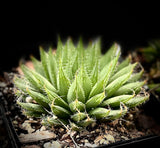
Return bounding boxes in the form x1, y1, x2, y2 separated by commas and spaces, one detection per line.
14, 37, 149, 130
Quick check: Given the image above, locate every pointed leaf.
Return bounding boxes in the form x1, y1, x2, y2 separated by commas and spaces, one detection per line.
109, 63, 137, 83
71, 112, 87, 122
47, 49, 57, 88
86, 92, 105, 110
67, 74, 85, 103
57, 62, 71, 99
27, 89, 50, 108
105, 71, 133, 98
30, 56, 45, 76
17, 101, 47, 113
106, 103, 128, 120
100, 43, 120, 70
115, 56, 131, 72
101, 94, 134, 107
77, 118, 95, 127
45, 87, 69, 110
40, 48, 50, 80
78, 65, 92, 99
114, 81, 146, 96
69, 99, 85, 113
89, 48, 120, 98
14, 76, 36, 93
51, 104, 71, 119
21, 65, 42, 91
125, 95, 149, 108
90, 60, 99, 86
89, 107, 110, 119
127, 69, 144, 83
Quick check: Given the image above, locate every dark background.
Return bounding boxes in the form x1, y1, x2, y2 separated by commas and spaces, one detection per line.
1, 2, 160, 72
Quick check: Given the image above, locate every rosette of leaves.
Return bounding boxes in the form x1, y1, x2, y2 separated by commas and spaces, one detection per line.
14, 37, 149, 130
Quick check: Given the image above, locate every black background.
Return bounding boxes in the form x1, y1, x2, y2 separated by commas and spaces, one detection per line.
1, 1, 160, 72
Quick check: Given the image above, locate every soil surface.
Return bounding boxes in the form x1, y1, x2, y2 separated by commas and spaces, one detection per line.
0, 72, 160, 148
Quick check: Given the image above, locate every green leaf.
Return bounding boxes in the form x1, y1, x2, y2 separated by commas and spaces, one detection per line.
45, 87, 69, 110
27, 89, 50, 109
51, 104, 71, 119
30, 56, 45, 76
109, 63, 137, 83
89, 48, 120, 98
127, 69, 144, 83
89, 107, 110, 119
42, 117, 68, 126
40, 47, 50, 80
21, 65, 42, 91
101, 94, 134, 107
14, 76, 36, 93
77, 118, 95, 127
100, 43, 120, 70
70, 122, 82, 131
125, 95, 149, 108
31, 67, 57, 93
47, 49, 58, 88
114, 81, 146, 96
86, 92, 105, 110
69, 99, 85, 113
85, 39, 101, 73
71, 112, 87, 122
21, 65, 57, 93
105, 70, 133, 99
67, 74, 85, 103
24, 110, 42, 118
78, 65, 92, 99
57, 62, 71, 99
115, 56, 131, 72
106, 103, 128, 120
72, 52, 79, 76
17, 101, 47, 113
148, 83, 160, 92
90, 60, 99, 86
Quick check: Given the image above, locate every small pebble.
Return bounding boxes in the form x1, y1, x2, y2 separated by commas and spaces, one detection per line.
103, 140, 109, 145
100, 139, 106, 144
94, 136, 103, 144
21, 122, 35, 133
84, 139, 89, 143
13, 120, 18, 125
44, 141, 61, 148
76, 135, 79, 138
91, 122, 96, 128
84, 142, 97, 147
128, 114, 134, 120
40, 126, 46, 131
26, 96, 33, 103
59, 128, 64, 132
121, 136, 128, 140
0, 92, 3, 96
104, 134, 115, 142
0, 82, 7, 87
95, 129, 100, 133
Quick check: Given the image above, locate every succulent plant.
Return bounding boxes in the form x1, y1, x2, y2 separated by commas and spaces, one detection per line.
14, 37, 149, 130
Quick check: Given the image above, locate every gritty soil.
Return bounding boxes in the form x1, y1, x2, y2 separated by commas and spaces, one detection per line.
0, 72, 160, 148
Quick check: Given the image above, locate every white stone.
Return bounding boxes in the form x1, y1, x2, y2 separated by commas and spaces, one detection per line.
40, 126, 46, 131
104, 134, 115, 142
44, 141, 61, 148
21, 122, 34, 133
26, 96, 33, 103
